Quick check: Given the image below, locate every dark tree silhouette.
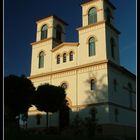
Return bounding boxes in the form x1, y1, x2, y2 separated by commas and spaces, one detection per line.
83, 107, 97, 137
4, 75, 35, 127
35, 84, 66, 128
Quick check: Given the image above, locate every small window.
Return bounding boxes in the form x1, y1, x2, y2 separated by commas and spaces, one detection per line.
114, 108, 118, 122
113, 79, 117, 92
63, 53, 67, 63
89, 37, 96, 56
105, 8, 112, 23
38, 51, 45, 68
57, 55, 60, 64
110, 38, 115, 59
41, 25, 48, 40
91, 79, 96, 91
69, 51, 73, 61
88, 7, 97, 25
56, 24, 62, 41
128, 83, 133, 108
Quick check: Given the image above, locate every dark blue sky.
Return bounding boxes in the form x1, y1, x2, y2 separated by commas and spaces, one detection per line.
4, 0, 136, 77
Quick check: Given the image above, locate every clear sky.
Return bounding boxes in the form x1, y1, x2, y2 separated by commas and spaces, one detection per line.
4, 0, 136, 77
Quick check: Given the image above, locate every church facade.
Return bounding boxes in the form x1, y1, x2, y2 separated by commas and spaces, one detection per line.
27, 0, 136, 137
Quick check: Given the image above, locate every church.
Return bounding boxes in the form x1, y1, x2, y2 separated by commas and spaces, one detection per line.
27, 0, 136, 137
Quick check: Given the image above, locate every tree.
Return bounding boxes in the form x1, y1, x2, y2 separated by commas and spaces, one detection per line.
70, 114, 84, 135
4, 75, 35, 127
83, 107, 97, 137
35, 84, 66, 128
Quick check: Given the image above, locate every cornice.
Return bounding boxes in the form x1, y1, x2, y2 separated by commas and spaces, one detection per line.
81, 0, 100, 6
76, 20, 120, 35
28, 60, 108, 79
76, 20, 105, 31
81, 0, 116, 10
29, 60, 136, 82
71, 102, 136, 112
106, 21, 121, 34
36, 15, 68, 26
30, 37, 52, 46
108, 60, 136, 80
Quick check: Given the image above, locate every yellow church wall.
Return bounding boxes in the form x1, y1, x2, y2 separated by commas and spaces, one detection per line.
77, 65, 108, 105
36, 16, 66, 42
36, 17, 53, 42
30, 40, 52, 76
30, 62, 108, 108
81, 0, 104, 26
51, 45, 78, 71
51, 72, 77, 106
78, 23, 107, 65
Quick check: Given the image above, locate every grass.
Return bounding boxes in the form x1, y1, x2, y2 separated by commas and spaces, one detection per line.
4, 127, 136, 140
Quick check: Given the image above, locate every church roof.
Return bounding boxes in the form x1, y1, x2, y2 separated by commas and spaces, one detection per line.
51, 42, 79, 52
81, 0, 116, 10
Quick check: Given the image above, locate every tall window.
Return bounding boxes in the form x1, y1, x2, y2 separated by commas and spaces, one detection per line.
113, 79, 117, 92
128, 83, 133, 108
41, 24, 48, 40
69, 51, 73, 61
56, 24, 62, 41
91, 79, 96, 91
88, 7, 97, 24
38, 51, 44, 68
63, 53, 66, 63
89, 37, 96, 56
57, 55, 60, 64
106, 8, 112, 23
110, 38, 115, 59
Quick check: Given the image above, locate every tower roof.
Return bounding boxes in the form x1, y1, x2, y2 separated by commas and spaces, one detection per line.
81, 0, 116, 10
36, 14, 68, 26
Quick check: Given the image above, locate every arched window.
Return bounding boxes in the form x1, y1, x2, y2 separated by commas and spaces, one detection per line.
57, 55, 60, 64
106, 8, 112, 23
63, 53, 66, 63
69, 51, 73, 61
90, 79, 96, 91
56, 24, 62, 41
88, 7, 97, 24
38, 51, 44, 68
41, 25, 48, 40
110, 38, 115, 59
89, 37, 96, 56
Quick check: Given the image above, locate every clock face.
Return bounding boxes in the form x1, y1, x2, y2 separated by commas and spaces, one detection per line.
61, 83, 68, 89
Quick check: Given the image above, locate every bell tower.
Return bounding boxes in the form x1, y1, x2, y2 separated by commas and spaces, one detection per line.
36, 15, 68, 48
30, 15, 67, 76
77, 0, 120, 65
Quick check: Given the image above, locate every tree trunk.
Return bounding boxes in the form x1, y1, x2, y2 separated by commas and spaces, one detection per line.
46, 112, 48, 128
